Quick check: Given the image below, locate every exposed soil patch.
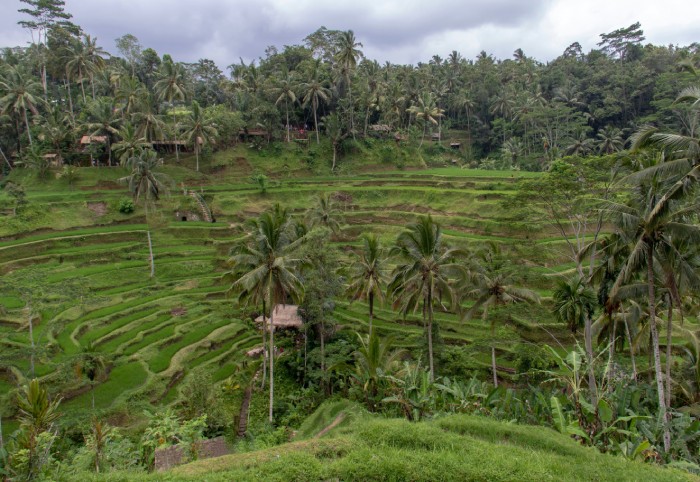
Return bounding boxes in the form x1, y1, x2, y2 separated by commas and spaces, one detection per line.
87, 201, 108, 216
153, 369, 185, 404
171, 306, 187, 316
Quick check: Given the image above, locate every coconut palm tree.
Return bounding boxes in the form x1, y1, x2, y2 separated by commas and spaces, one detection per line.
131, 95, 164, 143
597, 126, 625, 154
116, 76, 146, 116
334, 30, 363, 134
389, 215, 463, 382
119, 149, 171, 209
0, 65, 43, 149
84, 98, 121, 165
306, 193, 342, 234
111, 123, 150, 165
407, 92, 443, 148
270, 68, 298, 143
181, 100, 218, 172
607, 175, 700, 453
463, 243, 540, 387
300, 59, 331, 144
81, 35, 109, 100
154, 60, 188, 161
353, 331, 404, 410
347, 234, 389, 335
553, 275, 597, 334
230, 205, 305, 422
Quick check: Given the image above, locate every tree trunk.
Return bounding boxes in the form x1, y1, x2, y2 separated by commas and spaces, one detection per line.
65, 77, 74, 120
666, 299, 673, 408
195, 145, 200, 172
285, 99, 290, 143
584, 312, 598, 407
28, 309, 35, 378
321, 319, 326, 392
313, 101, 320, 144
147, 230, 155, 278
331, 143, 337, 171
427, 288, 435, 383
0, 145, 12, 171
368, 291, 374, 336
492, 344, 498, 387
647, 243, 670, 453
625, 317, 637, 380
173, 111, 180, 162
269, 303, 275, 423
261, 299, 267, 389
23, 107, 33, 147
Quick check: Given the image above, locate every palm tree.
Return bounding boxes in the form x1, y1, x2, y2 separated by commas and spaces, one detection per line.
553, 275, 597, 334
230, 205, 305, 422
111, 123, 150, 165
300, 59, 331, 144
389, 215, 462, 382
334, 30, 363, 134
553, 274, 599, 405
306, 193, 342, 234
119, 149, 171, 209
84, 98, 121, 165
607, 177, 700, 453
271, 68, 298, 143
116, 76, 146, 116
407, 92, 443, 148
81, 35, 109, 99
74, 342, 107, 410
353, 331, 404, 410
181, 100, 218, 172
463, 243, 540, 387
321, 113, 348, 171
154, 60, 188, 161
0, 65, 43, 149
597, 126, 625, 154
347, 234, 388, 335
131, 95, 164, 143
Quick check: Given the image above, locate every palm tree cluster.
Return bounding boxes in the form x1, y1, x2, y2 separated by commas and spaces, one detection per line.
2, 21, 698, 173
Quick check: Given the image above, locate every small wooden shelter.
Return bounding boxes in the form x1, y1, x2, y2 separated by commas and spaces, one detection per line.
255, 304, 303, 330
80, 135, 107, 145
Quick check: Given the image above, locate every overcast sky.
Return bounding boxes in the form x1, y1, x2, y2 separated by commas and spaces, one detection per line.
1, 0, 697, 71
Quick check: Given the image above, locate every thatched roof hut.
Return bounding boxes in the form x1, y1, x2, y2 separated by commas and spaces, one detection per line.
80, 135, 107, 145
255, 304, 303, 330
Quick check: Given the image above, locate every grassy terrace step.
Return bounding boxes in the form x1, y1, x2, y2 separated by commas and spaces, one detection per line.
186, 326, 251, 368
60, 361, 149, 412
97, 313, 172, 353
79, 307, 162, 345
210, 335, 261, 382
146, 317, 232, 373
0, 224, 148, 248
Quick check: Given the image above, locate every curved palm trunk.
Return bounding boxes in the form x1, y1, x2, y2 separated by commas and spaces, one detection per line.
647, 243, 670, 453
23, 107, 33, 147
321, 318, 326, 393
285, 98, 290, 143
172, 111, 180, 162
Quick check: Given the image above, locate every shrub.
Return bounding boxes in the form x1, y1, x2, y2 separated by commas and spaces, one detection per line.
118, 199, 135, 214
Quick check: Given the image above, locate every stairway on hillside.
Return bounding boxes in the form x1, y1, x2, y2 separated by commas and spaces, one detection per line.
188, 191, 212, 222
237, 385, 253, 437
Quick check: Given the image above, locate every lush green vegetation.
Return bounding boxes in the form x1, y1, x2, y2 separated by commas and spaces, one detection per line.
1, 1, 700, 480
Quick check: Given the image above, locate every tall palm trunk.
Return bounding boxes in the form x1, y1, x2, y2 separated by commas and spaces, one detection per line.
647, 243, 670, 452
23, 107, 33, 147
666, 298, 673, 408
65, 77, 74, 120
313, 98, 320, 144
426, 285, 435, 382
172, 110, 179, 162
285, 99, 290, 143
260, 300, 267, 389
368, 291, 374, 336
624, 316, 637, 380
584, 312, 598, 407
491, 319, 498, 387
269, 301, 274, 423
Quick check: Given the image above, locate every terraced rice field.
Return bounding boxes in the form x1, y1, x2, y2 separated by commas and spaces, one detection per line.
0, 160, 583, 435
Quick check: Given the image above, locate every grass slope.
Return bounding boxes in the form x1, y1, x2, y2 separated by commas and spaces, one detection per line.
85, 408, 693, 481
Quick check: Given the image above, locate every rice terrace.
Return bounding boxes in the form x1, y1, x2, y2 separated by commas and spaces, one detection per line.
1, 1, 700, 480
